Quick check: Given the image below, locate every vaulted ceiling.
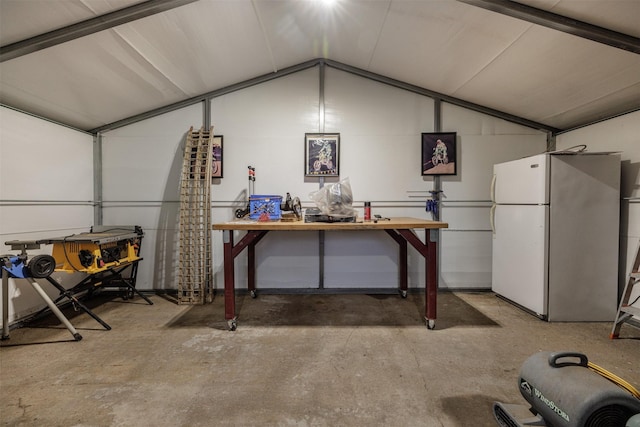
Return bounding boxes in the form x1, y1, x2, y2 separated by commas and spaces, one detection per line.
1, 0, 639, 133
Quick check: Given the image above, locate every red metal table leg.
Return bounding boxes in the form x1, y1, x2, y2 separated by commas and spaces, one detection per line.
248, 242, 256, 296
223, 230, 236, 329
425, 229, 437, 329
384, 229, 408, 297
397, 228, 438, 329
247, 232, 268, 298
399, 238, 408, 297
223, 230, 268, 330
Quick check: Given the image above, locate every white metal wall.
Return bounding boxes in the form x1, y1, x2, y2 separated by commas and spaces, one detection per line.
556, 110, 640, 310
321, 69, 434, 288
0, 106, 94, 324
100, 66, 548, 293
1, 67, 553, 327
210, 68, 321, 288
100, 103, 203, 291
204, 67, 548, 292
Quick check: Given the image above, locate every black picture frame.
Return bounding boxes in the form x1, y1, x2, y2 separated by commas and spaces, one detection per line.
421, 132, 456, 176
212, 135, 223, 179
305, 133, 340, 177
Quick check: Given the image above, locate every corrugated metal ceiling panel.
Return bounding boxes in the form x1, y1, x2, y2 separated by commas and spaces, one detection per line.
369, 1, 531, 94
0, 0, 638, 132
0, 0, 142, 44
455, 24, 640, 126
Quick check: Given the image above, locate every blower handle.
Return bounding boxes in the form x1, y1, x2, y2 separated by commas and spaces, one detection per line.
548, 352, 589, 368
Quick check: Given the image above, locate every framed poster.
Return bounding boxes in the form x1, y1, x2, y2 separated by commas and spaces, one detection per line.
305, 133, 339, 177
212, 135, 223, 179
421, 132, 456, 176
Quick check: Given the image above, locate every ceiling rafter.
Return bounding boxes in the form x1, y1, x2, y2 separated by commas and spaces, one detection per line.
457, 0, 640, 54
90, 58, 560, 135
0, 0, 199, 63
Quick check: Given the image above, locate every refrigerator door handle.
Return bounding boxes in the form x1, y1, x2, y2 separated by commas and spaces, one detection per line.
490, 204, 496, 234
490, 174, 497, 202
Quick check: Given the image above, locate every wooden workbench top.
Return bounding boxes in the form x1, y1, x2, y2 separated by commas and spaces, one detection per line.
212, 216, 448, 231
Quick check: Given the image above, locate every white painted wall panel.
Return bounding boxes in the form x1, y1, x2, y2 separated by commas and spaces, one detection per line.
101, 103, 202, 201
253, 232, 319, 288
320, 69, 436, 289
1, 206, 94, 235
210, 69, 321, 289
209, 70, 547, 292
210, 68, 320, 203
324, 231, 401, 288
324, 68, 435, 202
0, 107, 93, 202
101, 104, 202, 291
0, 106, 94, 325
439, 231, 492, 290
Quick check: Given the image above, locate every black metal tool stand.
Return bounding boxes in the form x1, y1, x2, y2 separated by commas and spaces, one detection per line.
32, 260, 153, 331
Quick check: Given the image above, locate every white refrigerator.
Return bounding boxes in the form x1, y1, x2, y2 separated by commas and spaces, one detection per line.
491, 152, 620, 321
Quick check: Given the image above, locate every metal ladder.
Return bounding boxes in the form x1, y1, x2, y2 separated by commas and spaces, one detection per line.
177, 126, 214, 304
610, 243, 640, 338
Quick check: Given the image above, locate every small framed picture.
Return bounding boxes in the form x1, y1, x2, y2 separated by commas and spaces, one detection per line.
421, 132, 457, 176
305, 133, 340, 177
212, 135, 223, 179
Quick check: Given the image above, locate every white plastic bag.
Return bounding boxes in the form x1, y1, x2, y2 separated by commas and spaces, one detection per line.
308, 177, 356, 216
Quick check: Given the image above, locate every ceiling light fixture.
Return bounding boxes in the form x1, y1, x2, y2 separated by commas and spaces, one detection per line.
319, 0, 337, 7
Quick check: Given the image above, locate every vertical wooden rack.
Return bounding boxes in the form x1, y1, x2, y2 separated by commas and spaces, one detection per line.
178, 126, 214, 304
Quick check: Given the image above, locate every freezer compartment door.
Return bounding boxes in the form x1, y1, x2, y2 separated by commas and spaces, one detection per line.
492, 204, 549, 317
493, 153, 549, 205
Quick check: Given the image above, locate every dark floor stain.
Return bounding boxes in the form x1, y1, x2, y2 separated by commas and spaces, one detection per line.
165, 292, 499, 330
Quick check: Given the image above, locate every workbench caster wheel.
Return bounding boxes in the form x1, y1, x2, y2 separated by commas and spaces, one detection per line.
250, 290, 257, 299
426, 319, 436, 330
73, 333, 83, 341
400, 290, 407, 298
228, 319, 237, 331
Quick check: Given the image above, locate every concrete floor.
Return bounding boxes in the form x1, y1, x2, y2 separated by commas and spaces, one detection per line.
1, 290, 639, 427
